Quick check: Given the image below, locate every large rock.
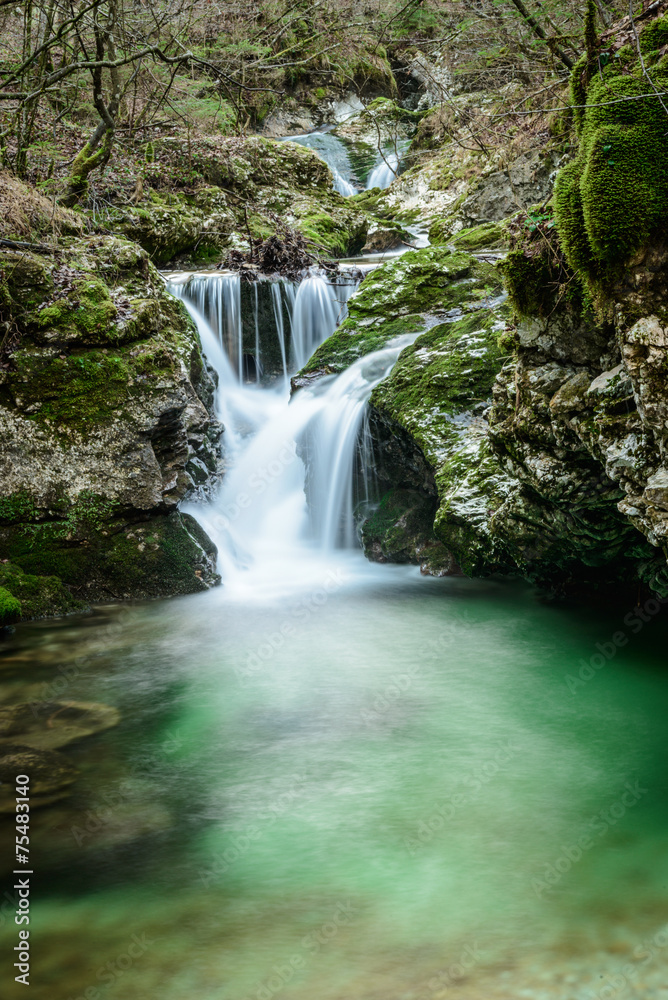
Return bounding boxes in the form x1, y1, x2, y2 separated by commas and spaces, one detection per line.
297, 245, 510, 574
0, 236, 221, 610
107, 136, 370, 263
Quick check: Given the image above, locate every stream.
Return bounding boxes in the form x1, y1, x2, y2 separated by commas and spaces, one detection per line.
2, 237, 668, 1000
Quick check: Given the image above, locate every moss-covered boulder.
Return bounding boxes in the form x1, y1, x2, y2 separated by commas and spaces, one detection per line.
297, 246, 511, 571
99, 137, 370, 264
301, 246, 505, 376
554, 6, 668, 287
0, 562, 86, 621
0, 586, 21, 626
0, 236, 221, 610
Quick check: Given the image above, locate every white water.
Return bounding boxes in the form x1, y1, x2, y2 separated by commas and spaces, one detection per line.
282, 132, 358, 196
290, 275, 357, 370
282, 131, 404, 195
367, 150, 399, 190
166, 270, 407, 593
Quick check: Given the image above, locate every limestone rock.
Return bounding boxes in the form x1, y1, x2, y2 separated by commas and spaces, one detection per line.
0, 236, 221, 609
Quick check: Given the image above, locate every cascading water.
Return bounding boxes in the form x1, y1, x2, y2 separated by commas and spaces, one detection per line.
290, 275, 357, 370
282, 132, 358, 196
166, 268, 410, 590
366, 150, 399, 190
282, 127, 407, 194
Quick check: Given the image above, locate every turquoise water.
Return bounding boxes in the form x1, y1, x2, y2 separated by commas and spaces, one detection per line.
2, 561, 668, 999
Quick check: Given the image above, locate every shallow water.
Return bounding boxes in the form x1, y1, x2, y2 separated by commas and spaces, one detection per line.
2, 567, 668, 999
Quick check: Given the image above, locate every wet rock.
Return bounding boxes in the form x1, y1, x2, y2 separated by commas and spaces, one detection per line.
0, 743, 78, 811
0, 700, 120, 751
361, 227, 407, 254
0, 236, 221, 607
301, 246, 506, 376
111, 137, 370, 263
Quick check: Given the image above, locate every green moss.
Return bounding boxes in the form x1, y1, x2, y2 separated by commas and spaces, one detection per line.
36, 276, 117, 339
371, 310, 507, 466
11, 349, 130, 430
0, 562, 85, 620
498, 248, 552, 318
427, 219, 452, 246
301, 247, 503, 374
297, 209, 367, 257
554, 12, 668, 285
0, 586, 21, 625
0, 512, 217, 599
306, 314, 427, 374
450, 222, 509, 253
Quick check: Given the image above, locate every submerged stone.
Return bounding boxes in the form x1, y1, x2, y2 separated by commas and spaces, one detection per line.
0, 700, 120, 751
0, 743, 79, 811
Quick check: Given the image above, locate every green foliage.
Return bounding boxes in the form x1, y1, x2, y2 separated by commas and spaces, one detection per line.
0, 490, 38, 525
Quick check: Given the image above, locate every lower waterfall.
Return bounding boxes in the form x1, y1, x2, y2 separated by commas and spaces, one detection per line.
166, 269, 413, 588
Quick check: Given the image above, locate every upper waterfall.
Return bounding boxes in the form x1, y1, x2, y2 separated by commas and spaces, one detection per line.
281, 130, 403, 195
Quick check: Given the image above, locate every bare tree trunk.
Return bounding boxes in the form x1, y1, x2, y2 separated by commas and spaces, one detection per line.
61, 0, 122, 205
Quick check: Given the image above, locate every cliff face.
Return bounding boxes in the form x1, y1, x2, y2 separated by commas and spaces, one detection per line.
0, 233, 221, 614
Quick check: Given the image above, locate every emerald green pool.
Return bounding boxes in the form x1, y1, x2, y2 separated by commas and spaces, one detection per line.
2, 563, 668, 999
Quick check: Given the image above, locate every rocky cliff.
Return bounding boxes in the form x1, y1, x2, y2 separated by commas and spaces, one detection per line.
306, 4, 668, 597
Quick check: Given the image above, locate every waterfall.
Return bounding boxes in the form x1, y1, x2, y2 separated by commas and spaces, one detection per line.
366, 150, 399, 190
270, 283, 289, 386
282, 132, 358, 196
290, 276, 357, 371
166, 269, 413, 590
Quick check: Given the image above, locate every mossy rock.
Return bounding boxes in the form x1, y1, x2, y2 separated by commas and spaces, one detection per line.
0, 562, 86, 620
300, 246, 505, 375
359, 487, 456, 575
0, 586, 21, 626
554, 10, 668, 286
450, 221, 510, 252
0, 512, 218, 601
0, 235, 220, 609
370, 308, 509, 466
